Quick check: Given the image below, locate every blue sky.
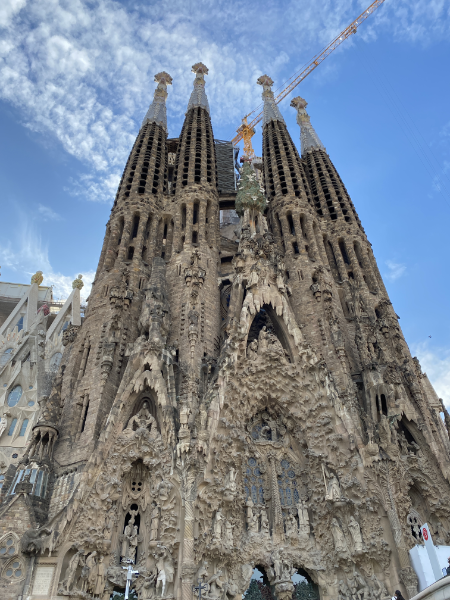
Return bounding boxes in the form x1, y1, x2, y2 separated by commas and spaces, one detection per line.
0, 0, 449, 402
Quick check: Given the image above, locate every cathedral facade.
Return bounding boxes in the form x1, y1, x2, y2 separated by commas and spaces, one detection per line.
1, 63, 450, 600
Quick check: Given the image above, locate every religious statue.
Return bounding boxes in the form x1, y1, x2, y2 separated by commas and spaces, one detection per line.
212, 508, 224, 543
0, 417, 7, 438
348, 516, 363, 553
136, 572, 157, 600
338, 580, 350, 600
126, 402, 156, 433
150, 502, 160, 541
272, 549, 282, 580
260, 508, 270, 537
61, 548, 84, 592
370, 574, 388, 600
247, 340, 258, 361
285, 513, 297, 540
331, 518, 348, 554
258, 326, 269, 354
155, 546, 174, 597
207, 570, 226, 599
122, 514, 139, 562
224, 466, 237, 492
297, 500, 310, 538
224, 519, 234, 548
246, 498, 259, 535
323, 464, 341, 501
93, 555, 106, 596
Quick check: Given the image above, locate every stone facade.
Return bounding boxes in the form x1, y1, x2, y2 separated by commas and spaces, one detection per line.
0, 66, 449, 600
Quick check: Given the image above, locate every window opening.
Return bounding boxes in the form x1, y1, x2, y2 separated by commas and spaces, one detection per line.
15, 316, 24, 332
293, 242, 300, 254
192, 231, 198, 244
0, 348, 13, 367
81, 399, 89, 433
278, 459, 299, 507
339, 240, 350, 265
244, 457, 264, 505
132, 215, 140, 239
18, 419, 29, 437
128, 247, 135, 260
7, 386, 22, 407
8, 419, 17, 436
287, 213, 295, 236
193, 203, 199, 225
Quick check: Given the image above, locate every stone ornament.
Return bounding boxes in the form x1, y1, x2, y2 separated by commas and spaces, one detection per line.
31, 270, 44, 285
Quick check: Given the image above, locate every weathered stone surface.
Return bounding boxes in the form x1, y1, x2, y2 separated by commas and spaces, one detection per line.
0, 69, 448, 600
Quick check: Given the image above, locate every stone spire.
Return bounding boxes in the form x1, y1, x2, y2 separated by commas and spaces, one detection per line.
141, 71, 173, 131
257, 75, 285, 127
290, 96, 325, 156
186, 62, 210, 114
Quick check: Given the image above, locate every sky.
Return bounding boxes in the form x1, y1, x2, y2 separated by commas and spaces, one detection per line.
0, 0, 449, 403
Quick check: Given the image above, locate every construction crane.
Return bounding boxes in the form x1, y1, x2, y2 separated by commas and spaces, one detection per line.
232, 0, 385, 159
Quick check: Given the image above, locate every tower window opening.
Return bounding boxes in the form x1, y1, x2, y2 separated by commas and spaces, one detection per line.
287, 213, 295, 236
81, 399, 89, 433
192, 231, 198, 244
380, 394, 388, 416
128, 247, 135, 260
339, 240, 350, 265
300, 215, 308, 239
193, 203, 199, 225
348, 271, 354, 279
163, 223, 168, 241
293, 242, 300, 254
181, 205, 186, 230
131, 216, 140, 239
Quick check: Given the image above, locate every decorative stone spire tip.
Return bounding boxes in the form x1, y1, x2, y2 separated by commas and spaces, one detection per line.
187, 62, 210, 115
141, 71, 173, 131
290, 96, 325, 156
257, 74, 285, 127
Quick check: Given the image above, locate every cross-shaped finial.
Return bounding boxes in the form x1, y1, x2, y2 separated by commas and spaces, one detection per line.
193, 578, 209, 600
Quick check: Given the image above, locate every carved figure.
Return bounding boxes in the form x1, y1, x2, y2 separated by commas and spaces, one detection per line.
0, 417, 7, 438
151, 502, 160, 541
212, 508, 224, 542
247, 340, 258, 361
61, 549, 84, 592
260, 508, 270, 537
297, 500, 310, 537
122, 514, 138, 562
331, 518, 348, 554
224, 519, 234, 547
348, 516, 363, 553
323, 465, 341, 501
258, 326, 269, 354
136, 572, 157, 600
127, 402, 156, 432
155, 546, 174, 597
285, 513, 297, 539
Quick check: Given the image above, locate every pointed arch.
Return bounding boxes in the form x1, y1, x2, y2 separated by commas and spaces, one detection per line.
246, 304, 297, 363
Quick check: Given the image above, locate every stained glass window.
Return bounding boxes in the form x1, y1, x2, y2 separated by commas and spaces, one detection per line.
244, 457, 264, 505
18, 419, 29, 437
278, 459, 299, 506
0, 348, 13, 367
7, 419, 17, 436
7, 386, 22, 407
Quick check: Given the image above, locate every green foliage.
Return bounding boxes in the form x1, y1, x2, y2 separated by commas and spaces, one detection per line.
235, 162, 267, 217
293, 581, 320, 600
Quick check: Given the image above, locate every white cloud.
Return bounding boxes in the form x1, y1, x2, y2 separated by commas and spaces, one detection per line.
385, 259, 406, 281
38, 204, 63, 221
0, 0, 448, 205
0, 219, 93, 302
412, 341, 450, 407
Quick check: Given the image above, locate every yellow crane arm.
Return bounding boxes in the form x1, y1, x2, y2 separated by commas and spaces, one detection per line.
232, 0, 385, 151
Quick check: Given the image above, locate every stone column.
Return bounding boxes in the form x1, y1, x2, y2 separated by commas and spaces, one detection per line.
198, 201, 207, 243
148, 216, 160, 258
185, 203, 194, 248
280, 214, 294, 256
117, 216, 133, 262
165, 219, 174, 260
329, 239, 347, 282
104, 219, 122, 271
303, 216, 319, 261
181, 499, 195, 600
